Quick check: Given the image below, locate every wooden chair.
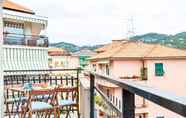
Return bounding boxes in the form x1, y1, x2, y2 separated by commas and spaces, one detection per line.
55, 85, 79, 118
21, 88, 57, 118
4, 85, 27, 118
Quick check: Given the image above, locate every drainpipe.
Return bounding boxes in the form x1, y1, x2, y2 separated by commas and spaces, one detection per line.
141, 58, 145, 80
0, 0, 4, 117
141, 59, 146, 107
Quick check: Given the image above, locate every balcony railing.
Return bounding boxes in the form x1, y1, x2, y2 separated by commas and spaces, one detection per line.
3, 32, 49, 47
3, 68, 80, 117
89, 71, 186, 118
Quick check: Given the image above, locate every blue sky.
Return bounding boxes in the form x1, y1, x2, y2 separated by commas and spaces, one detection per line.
14, 0, 186, 46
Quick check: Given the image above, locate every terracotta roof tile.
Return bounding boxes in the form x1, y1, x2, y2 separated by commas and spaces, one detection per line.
90, 41, 186, 60
48, 48, 71, 56
3, 0, 34, 14
95, 39, 128, 53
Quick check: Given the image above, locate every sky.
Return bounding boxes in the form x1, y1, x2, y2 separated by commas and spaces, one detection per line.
14, 0, 186, 46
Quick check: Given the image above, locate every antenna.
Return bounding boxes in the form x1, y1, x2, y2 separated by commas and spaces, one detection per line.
126, 16, 135, 39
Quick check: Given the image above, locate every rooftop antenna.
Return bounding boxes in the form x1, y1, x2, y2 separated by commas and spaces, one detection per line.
126, 16, 135, 39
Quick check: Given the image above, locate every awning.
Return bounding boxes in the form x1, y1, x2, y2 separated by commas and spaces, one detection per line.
3, 9, 47, 26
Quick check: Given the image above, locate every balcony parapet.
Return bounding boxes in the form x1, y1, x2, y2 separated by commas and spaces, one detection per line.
3, 32, 49, 47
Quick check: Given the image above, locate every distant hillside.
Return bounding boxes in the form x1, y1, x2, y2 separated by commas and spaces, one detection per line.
50, 42, 80, 52
131, 32, 186, 49
50, 32, 186, 52
50, 42, 103, 52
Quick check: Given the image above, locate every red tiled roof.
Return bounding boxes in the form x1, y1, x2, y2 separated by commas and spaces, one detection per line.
90, 41, 186, 60
48, 48, 71, 56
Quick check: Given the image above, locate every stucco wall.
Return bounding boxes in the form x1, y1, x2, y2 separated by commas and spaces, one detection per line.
145, 60, 186, 96
112, 60, 143, 78
31, 23, 43, 35
145, 60, 186, 118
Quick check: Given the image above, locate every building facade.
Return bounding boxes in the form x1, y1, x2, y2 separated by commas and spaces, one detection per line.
2, 0, 48, 72
73, 48, 96, 69
48, 48, 80, 69
90, 40, 186, 118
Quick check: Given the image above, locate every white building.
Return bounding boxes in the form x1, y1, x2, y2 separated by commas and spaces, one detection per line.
2, 0, 48, 72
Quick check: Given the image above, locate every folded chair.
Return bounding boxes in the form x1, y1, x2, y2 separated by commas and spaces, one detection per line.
21, 88, 57, 118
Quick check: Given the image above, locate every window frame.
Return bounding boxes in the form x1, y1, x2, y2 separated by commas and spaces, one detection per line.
155, 63, 164, 77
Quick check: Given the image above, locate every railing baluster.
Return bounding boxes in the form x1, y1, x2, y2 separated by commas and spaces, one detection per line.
90, 73, 95, 118
122, 89, 135, 118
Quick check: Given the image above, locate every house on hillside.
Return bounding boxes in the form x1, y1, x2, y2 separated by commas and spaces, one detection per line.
90, 39, 186, 118
73, 48, 96, 69
48, 48, 80, 69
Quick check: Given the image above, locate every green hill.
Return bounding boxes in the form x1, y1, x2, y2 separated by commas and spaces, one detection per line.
50, 42, 80, 52
50, 42, 103, 52
50, 32, 186, 52
131, 32, 186, 49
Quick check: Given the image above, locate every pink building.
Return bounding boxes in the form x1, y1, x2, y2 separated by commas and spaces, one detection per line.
90, 40, 186, 118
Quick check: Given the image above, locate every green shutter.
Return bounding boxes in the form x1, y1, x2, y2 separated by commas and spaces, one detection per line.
155, 63, 164, 76
157, 116, 164, 118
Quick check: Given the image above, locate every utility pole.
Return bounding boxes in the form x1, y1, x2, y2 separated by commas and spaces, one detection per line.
0, 0, 4, 117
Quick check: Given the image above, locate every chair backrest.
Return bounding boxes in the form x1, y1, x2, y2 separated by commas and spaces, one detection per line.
55, 86, 78, 101
30, 89, 55, 96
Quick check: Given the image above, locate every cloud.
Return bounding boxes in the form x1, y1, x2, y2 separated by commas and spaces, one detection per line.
13, 0, 186, 45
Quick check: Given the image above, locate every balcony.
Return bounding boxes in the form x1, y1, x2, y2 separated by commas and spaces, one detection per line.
88, 72, 186, 118
3, 32, 49, 47
2, 69, 186, 118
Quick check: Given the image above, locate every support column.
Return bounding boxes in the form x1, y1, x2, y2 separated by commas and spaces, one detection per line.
122, 89, 135, 118
90, 73, 95, 118
0, 0, 4, 117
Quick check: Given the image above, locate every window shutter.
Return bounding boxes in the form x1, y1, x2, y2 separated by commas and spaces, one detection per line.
155, 63, 164, 76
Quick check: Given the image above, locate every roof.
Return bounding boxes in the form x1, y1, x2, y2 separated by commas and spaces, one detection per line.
48, 48, 71, 56
73, 49, 96, 57
3, 0, 35, 14
90, 41, 186, 61
95, 39, 128, 53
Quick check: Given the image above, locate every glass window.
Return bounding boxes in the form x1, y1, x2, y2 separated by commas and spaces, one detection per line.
4, 21, 24, 45
106, 64, 110, 75
92, 64, 96, 72
155, 63, 164, 76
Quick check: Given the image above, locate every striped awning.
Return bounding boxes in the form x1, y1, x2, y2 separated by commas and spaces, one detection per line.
3, 9, 47, 26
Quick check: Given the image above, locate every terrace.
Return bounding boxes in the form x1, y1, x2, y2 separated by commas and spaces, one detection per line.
2, 68, 186, 118
3, 32, 49, 47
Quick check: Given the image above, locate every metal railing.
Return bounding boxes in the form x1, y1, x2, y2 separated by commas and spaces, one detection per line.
3, 68, 80, 117
89, 71, 186, 118
3, 32, 49, 47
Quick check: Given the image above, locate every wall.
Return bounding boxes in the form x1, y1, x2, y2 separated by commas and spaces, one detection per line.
24, 22, 32, 35
49, 56, 80, 69
48, 56, 70, 69
31, 22, 43, 36
146, 60, 186, 95
68, 56, 80, 68
145, 59, 186, 118
112, 60, 143, 78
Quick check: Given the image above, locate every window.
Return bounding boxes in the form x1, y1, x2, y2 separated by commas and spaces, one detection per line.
92, 64, 96, 72
4, 21, 24, 45
155, 63, 164, 76
106, 64, 110, 75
